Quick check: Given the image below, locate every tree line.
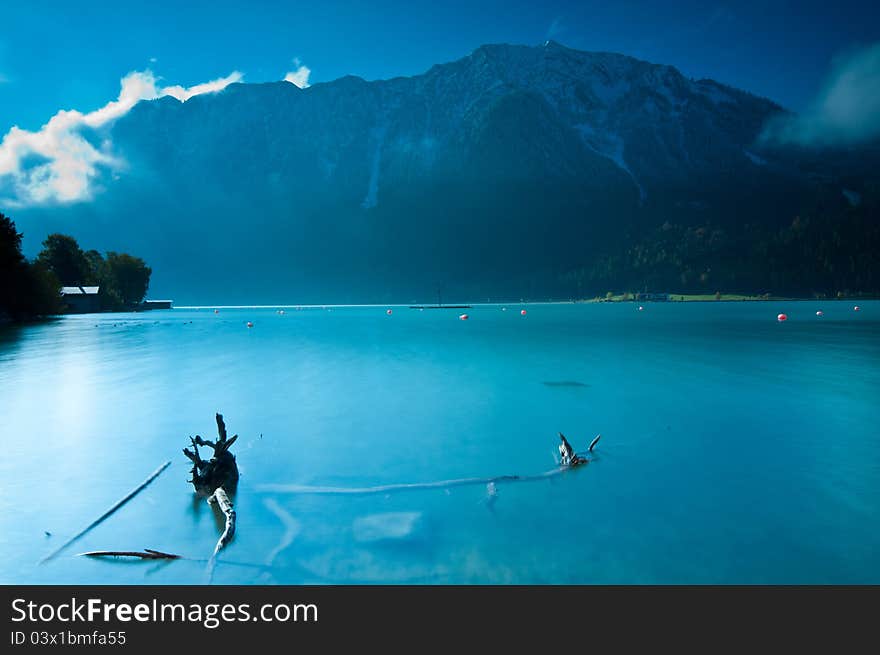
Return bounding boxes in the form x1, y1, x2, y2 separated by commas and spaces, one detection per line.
1, 212, 152, 321
559, 182, 880, 299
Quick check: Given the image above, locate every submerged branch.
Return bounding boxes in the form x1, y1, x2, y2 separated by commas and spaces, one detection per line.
183, 414, 242, 583
210, 487, 236, 557
256, 439, 602, 498
263, 498, 300, 567
79, 549, 181, 560
40, 461, 172, 564
255, 467, 576, 496
205, 486, 236, 583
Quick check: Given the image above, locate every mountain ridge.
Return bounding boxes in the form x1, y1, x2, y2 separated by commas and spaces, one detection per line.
14, 41, 879, 303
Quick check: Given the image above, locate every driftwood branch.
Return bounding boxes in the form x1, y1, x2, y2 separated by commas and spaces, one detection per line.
183, 413, 239, 497
209, 487, 236, 557
184, 413, 241, 582
79, 548, 181, 560
40, 461, 171, 564
205, 487, 237, 583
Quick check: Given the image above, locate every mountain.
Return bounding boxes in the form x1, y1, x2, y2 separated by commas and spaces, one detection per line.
14, 41, 880, 303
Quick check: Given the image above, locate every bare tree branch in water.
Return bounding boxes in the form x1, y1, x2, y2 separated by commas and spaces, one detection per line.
183, 413, 241, 582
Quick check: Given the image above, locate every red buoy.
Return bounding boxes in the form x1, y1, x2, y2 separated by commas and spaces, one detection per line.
246, 321, 254, 328
520, 309, 527, 316
777, 313, 787, 322
386, 309, 393, 315
459, 313, 469, 320
816, 310, 823, 317
854, 305, 861, 312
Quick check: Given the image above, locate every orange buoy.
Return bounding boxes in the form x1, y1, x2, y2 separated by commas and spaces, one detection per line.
386, 309, 393, 315
777, 313, 787, 322
459, 313, 469, 320
816, 310, 823, 317
520, 309, 527, 316
246, 321, 254, 328
854, 305, 861, 312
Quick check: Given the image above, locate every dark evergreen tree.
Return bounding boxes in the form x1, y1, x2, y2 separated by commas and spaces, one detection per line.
0, 212, 61, 320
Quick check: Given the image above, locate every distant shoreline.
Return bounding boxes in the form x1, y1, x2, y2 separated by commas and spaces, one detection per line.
580, 293, 879, 303
169, 295, 876, 310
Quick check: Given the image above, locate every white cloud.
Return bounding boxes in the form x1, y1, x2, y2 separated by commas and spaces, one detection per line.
761, 41, 880, 147
161, 71, 242, 102
0, 69, 242, 207
283, 59, 311, 88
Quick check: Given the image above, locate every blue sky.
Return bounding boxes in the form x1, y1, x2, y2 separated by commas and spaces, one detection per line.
1, 0, 878, 133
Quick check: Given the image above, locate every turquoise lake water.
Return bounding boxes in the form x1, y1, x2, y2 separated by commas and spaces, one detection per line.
0, 301, 878, 584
